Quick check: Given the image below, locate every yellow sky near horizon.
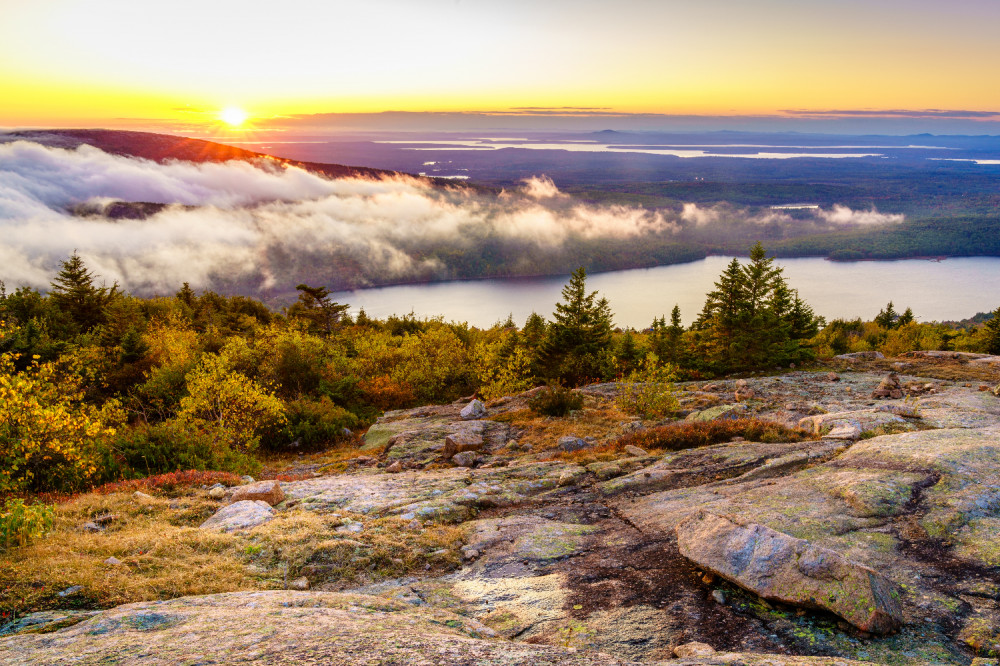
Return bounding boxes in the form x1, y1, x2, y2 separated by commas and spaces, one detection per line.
2, 0, 999, 129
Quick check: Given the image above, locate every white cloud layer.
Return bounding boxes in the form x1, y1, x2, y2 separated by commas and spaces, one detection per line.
0, 141, 906, 296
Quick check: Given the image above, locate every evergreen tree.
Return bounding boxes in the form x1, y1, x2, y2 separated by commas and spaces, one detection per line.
897, 307, 915, 327
539, 267, 613, 385
874, 301, 899, 329
983, 306, 1000, 355
663, 305, 685, 365
48, 253, 117, 334
694, 243, 820, 372
288, 284, 349, 337
613, 330, 644, 373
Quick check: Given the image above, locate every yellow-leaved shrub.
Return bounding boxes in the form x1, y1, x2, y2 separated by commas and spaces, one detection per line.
0, 350, 121, 494
174, 352, 286, 452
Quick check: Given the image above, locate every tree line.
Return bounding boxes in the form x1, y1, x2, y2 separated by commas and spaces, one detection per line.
1, 244, 998, 495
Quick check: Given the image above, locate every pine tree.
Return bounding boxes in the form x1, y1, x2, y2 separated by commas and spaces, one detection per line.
983, 306, 1000, 355
694, 243, 820, 372
288, 284, 349, 337
874, 301, 898, 329
539, 267, 613, 384
48, 253, 117, 334
665, 305, 685, 364
693, 257, 746, 369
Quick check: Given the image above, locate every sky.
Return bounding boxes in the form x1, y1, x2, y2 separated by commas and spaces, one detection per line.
2, 0, 1000, 132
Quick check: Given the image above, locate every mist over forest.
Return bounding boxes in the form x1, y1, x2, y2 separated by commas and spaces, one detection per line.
0, 134, 946, 302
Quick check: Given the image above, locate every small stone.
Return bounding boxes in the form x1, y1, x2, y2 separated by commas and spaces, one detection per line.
623, 445, 648, 457
462, 548, 480, 560
82, 521, 103, 533
208, 487, 226, 500
288, 577, 310, 591
407, 520, 421, 530
827, 372, 840, 382
674, 641, 717, 657
386, 461, 403, 473
711, 589, 726, 604
240, 475, 255, 484
57, 585, 83, 598
104, 557, 122, 566
460, 399, 487, 420
557, 470, 577, 487
336, 522, 364, 534
701, 572, 715, 584
133, 491, 153, 502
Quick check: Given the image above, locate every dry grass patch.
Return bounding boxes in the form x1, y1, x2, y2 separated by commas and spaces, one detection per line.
0, 487, 467, 620
246, 512, 465, 589
614, 418, 816, 454
0, 491, 255, 618
258, 440, 370, 478
491, 399, 637, 453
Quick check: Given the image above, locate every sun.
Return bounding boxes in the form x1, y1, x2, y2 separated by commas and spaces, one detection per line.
219, 106, 248, 127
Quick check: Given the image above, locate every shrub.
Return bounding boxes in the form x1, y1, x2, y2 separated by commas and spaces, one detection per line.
475, 333, 534, 400
615, 354, 678, 419
93, 469, 244, 495
98, 421, 259, 481
276, 397, 360, 451
0, 499, 53, 552
615, 417, 814, 453
0, 351, 121, 494
176, 354, 286, 452
528, 383, 584, 417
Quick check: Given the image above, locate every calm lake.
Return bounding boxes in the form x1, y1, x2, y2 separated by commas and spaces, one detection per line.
331, 256, 1000, 329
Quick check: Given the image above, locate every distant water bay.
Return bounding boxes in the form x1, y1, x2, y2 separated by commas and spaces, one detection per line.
331, 256, 1000, 329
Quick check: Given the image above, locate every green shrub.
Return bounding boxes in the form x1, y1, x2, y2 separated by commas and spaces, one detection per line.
528, 383, 584, 417
615, 355, 678, 419
276, 396, 360, 451
99, 421, 259, 481
0, 498, 53, 552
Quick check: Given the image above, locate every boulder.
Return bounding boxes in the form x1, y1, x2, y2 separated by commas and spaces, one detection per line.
460, 399, 486, 420
675, 511, 903, 635
200, 500, 275, 533
623, 445, 649, 457
674, 641, 717, 657
450, 451, 479, 468
442, 430, 484, 460
558, 435, 590, 452
230, 480, 285, 506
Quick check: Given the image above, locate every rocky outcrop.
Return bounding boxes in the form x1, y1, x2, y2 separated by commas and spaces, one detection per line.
676, 512, 903, 634
9, 364, 1000, 664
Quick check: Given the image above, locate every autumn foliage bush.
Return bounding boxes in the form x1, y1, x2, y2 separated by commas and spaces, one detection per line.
92, 469, 243, 495
0, 349, 121, 494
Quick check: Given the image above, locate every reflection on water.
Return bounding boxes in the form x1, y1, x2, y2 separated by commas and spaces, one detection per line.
331, 256, 1000, 329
